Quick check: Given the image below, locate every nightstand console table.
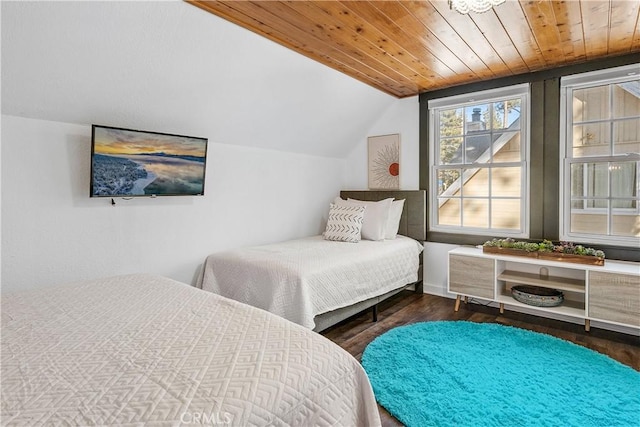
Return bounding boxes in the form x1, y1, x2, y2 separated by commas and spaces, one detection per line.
448, 247, 640, 332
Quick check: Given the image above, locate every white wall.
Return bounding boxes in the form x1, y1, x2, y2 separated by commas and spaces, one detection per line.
0, 0, 451, 298
1, 115, 345, 292
1, 1, 393, 159
1, 1, 405, 292
344, 96, 420, 190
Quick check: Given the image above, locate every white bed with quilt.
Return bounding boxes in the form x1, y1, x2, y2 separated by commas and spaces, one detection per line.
198, 190, 426, 331
1, 274, 381, 426
198, 235, 423, 330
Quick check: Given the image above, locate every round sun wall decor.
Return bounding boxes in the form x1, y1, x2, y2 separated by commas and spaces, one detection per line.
368, 134, 400, 189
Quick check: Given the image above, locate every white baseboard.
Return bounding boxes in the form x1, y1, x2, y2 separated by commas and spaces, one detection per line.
421, 282, 452, 298
422, 282, 640, 337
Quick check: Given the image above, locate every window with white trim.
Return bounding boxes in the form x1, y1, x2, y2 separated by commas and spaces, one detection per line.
560, 64, 640, 247
428, 84, 530, 237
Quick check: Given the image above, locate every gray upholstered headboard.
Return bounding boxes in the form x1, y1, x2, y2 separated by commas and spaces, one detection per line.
339, 190, 426, 241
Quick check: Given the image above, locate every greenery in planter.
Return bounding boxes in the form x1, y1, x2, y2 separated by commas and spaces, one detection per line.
483, 238, 605, 259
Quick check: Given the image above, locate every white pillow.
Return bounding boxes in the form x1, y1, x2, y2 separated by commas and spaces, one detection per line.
334, 197, 393, 241
385, 199, 405, 239
323, 203, 365, 243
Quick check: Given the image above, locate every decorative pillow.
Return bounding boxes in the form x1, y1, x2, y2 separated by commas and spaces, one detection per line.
334, 197, 393, 241
323, 203, 365, 243
385, 199, 405, 239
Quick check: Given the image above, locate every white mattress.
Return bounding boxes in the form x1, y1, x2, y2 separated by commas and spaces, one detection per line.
198, 235, 424, 329
1, 274, 381, 426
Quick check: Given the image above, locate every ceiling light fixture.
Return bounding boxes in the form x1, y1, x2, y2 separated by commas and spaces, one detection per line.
449, 0, 506, 14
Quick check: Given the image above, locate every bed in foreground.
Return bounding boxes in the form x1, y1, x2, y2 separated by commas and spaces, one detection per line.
1, 274, 381, 426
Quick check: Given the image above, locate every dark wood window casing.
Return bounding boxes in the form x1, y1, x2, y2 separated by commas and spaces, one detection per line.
419, 53, 639, 262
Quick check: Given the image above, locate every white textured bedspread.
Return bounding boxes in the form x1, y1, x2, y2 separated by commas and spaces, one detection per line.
198, 235, 424, 329
1, 274, 381, 426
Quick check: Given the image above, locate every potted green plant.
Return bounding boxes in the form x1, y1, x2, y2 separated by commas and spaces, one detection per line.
482, 238, 605, 265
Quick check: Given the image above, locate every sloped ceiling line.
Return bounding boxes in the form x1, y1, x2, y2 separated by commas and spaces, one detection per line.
189, 0, 640, 98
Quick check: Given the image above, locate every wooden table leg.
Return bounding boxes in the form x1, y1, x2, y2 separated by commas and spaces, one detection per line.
499, 303, 504, 314
585, 319, 590, 332
454, 295, 461, 312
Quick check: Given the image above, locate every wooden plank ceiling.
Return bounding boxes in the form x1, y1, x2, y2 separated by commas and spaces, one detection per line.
189, 0, 640, 98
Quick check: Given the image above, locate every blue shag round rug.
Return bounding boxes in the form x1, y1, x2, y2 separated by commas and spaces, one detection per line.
361, 321, 640, 427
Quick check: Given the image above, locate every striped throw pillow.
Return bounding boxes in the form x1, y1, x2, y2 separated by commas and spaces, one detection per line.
324, 203, 365, 243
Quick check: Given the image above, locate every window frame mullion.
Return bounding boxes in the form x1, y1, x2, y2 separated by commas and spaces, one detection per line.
429, 84, 529, 238
560, 65, 640, 247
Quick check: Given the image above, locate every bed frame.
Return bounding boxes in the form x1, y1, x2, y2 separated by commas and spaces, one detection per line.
313, 190, 426, 332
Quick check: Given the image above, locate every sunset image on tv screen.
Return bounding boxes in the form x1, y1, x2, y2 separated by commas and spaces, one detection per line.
91, 126, 207, 197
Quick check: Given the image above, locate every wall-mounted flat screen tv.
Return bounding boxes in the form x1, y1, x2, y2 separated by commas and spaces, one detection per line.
90, 125, 208, 197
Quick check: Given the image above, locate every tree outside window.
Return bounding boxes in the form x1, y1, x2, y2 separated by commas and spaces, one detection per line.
429, 85, 529, 237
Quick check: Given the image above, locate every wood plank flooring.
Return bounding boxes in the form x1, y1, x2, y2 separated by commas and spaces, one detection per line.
321, 291, 640, 427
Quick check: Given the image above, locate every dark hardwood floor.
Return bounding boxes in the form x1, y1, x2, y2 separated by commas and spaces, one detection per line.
321, 291, 640, 427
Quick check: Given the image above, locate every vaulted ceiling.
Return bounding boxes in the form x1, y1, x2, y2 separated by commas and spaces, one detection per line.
189, 0, 640, 97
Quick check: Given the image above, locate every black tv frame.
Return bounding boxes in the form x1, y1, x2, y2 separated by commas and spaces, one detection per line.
90, 124, 208, 198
